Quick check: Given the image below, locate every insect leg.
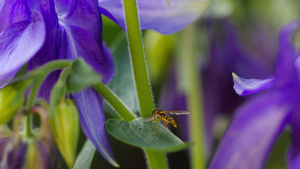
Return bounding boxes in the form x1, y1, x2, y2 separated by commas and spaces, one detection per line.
152, 119, 161, 136
163, 121, 167, 126
150, 120, 156, 130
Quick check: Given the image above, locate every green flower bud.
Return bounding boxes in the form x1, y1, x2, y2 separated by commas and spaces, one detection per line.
51, 99, 79, 168
0, 86, 24, 125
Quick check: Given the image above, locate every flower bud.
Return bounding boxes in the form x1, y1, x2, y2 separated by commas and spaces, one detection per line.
0, 86, 24, 125
23, 139, 51, 169
51, 99, 79, 168
1, 138, 52, 169
0, 107, 55, 169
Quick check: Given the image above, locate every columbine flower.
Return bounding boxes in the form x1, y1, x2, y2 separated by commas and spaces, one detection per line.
158, 19, 272, 155
209, 20, 300, 169
0, 0, 209, 166
203, 18, 272, 147
98, 0, 209, 34
0, 107, 54, 169
0, 0, 116, 166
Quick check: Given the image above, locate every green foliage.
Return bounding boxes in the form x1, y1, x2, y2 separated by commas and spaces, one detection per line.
67, 58, 100, 93
104, 36, 139, 118
73, 140, 96, 169
106, 118, 192, 152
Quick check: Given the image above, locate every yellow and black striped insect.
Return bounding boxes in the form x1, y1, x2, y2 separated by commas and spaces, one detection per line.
144, 108, 190, 136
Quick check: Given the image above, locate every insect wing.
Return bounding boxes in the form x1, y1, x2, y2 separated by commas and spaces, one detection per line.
144, 114, 156, 121
162, 111, 190, 115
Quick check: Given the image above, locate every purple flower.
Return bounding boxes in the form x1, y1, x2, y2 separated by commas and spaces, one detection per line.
158, 19, 273, 156
0, 107, 55, 169
203, 18, 272, 150
209, 20, 300, 169
0, 0, 208, 167
98, 0, 208, 34
0, 0, 116, 166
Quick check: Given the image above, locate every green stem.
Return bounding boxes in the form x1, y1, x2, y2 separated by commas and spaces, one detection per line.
93, 82, 136, 121
24, 60, 72, 137
178, 25, 205, 169
144, 150, 167, 169
122, 0, 167, 168
49, 67, 72, 118
35, 60, 73, 74
58, 66, 72, 83
25, 75, 45, 137
122, 0, 154, 117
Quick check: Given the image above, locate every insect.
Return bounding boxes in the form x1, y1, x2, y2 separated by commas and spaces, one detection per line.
144, 108, 190, 136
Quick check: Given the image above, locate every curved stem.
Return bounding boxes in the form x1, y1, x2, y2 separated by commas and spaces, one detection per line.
25, 75, 45, 137
24, 60, 72, 137
93, 82, 136, 121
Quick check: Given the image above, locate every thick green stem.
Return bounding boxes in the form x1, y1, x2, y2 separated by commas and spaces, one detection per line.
144, 150, 168, 169
178, 25, 205, 169
93, 82, 136, 121
122, 0, 154, 117
24, 60, 72, 137
122, 0, 168, 168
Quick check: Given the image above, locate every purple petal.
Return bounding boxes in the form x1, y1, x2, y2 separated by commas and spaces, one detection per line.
232, 73, 274, 96
209, 93, 290, 169
54, 0, 71, 14
0, 137, 10, 160
206, 19, 271, 79
0, 0, 31, 32
58, 24, 114, 83
5, 143, 27, 169
27, 0, 60, 99
295, 57, 300, 80
60, 0, 101, 40
27, 0, 59, 70
275, 20, 300, 83
35, 141, 52, 169
0, 11, 46, 88
98, 0, 208, 34
99, 6, 119, 27
72, 88, 118, 167
287, 103, 300, 169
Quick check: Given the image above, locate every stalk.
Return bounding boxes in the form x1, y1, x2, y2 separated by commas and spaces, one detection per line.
122, 0, 168, 168
178, 25, 206, 169
24, 60, 72, 137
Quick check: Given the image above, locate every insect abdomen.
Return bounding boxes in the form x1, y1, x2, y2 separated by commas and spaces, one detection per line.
161, 114, 177, 128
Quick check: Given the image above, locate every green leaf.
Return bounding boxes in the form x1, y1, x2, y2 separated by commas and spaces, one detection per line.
104, 34, 139, 118
106, 118, 192, 152
73, 140, 96, 169
67, 58, 100, 92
